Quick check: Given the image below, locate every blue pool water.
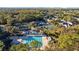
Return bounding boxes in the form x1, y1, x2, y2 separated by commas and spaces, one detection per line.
11, 36, 43, 45
11, 30, 46, 47
22, 36, 42, 44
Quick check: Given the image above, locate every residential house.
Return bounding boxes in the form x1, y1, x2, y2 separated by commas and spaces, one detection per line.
59, 20, 73, 28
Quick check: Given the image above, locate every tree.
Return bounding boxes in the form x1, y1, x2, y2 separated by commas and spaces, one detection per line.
58, 33, 79, 50
6, 15, 13, 25
45, 40, 58, 51
63, 15, 72, 21
0, 15, 7, 24
51, 20, 59, 26
5, 25, 13, 33
18, 13, 26, 22
30, 40, 42, 48
0, 41, 4, 51
10, 44, 29, 51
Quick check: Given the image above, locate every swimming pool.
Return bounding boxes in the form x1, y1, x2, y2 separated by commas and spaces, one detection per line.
11, 36, 43, 44
22, 36, 42, 44
11, 35, 51, 48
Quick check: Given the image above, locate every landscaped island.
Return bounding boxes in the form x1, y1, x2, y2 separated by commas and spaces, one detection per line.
0, 8, 79, 51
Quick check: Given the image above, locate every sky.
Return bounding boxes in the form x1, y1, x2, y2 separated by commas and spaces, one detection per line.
0, 0, 79, 8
